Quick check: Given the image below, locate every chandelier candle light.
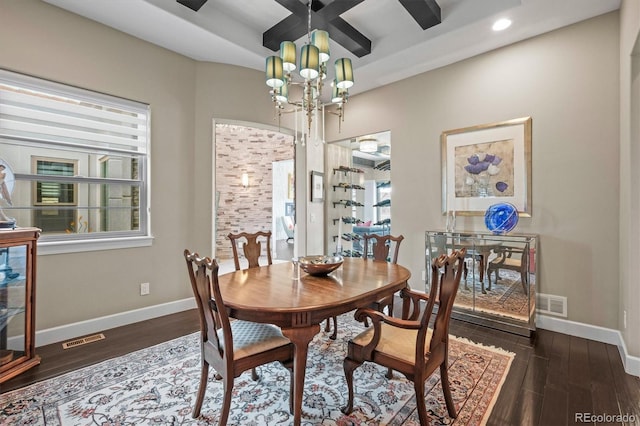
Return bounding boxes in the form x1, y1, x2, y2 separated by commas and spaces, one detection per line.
265, 1, 354, 141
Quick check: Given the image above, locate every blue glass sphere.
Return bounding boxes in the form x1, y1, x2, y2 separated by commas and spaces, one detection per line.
484, 202, 519, 234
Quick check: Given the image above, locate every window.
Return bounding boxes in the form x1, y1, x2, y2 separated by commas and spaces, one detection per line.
0, 69, 150, 253
32, 157, 77, 232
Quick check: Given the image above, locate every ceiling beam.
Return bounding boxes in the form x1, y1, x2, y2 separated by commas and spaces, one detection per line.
398, 0, 441, 30
263, 0, 371, 58
176, 0, 208, 12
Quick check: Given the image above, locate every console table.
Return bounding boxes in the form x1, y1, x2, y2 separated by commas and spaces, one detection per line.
426, 230, 537, 336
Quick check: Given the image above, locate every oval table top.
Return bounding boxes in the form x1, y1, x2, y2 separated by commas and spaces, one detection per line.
217, 257, 411, 327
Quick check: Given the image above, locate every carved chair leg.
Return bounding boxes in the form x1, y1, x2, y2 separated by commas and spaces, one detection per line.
385, 368, 393, 379
330, 316, 338, 340
219, 375, 234, 426
324, 317, 338, 339
440, 363, 458, 418
341, 357, 361, 414
487, 268, 497, 289
414, 379, 429, 426
521, 270, 528, 294
192, 361, 209, 418
386, 296, 394, 317
251, 367, 259, 381
463, 262, 469, 288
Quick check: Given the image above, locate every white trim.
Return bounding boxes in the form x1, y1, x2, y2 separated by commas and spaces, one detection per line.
537, 314, 640, 377
31, 298, 196, 347
38, 235, 154, 255
17, 299, 640, 377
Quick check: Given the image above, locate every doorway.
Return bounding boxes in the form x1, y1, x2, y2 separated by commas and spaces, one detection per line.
214, 123, 294, 263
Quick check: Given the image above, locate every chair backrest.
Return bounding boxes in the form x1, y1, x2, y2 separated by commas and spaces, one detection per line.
184, 250, 233, 364
363, 233, 404, 263
420, 248, 466, 355
227, 230, 273, 271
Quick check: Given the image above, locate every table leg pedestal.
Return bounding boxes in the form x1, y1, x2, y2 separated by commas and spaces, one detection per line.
281, 324, 321, 426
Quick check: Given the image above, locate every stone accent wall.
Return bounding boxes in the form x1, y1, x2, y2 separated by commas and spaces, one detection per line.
215, 124, 294, 260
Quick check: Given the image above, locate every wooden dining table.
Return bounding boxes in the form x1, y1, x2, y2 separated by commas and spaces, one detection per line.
217, 257, 411, 426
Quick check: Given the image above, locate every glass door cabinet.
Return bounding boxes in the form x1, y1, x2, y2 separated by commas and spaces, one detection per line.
426, 230, 537, 336
0, 227, 40, 383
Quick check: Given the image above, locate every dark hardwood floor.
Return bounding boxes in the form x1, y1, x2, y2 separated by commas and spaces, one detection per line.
2, 309, 639, 426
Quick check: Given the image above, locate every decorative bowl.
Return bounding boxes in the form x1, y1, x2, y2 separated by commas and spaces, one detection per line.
298, 255, 344, 276
484, 202, 519, 234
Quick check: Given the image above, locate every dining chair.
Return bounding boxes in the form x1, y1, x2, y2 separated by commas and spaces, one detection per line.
487, 245, 529, 294
184, 250, 293, 425
227, 230, 272, 271
363, 233, 404, 316
341, 248, 466, 425
324, 233, 404, 340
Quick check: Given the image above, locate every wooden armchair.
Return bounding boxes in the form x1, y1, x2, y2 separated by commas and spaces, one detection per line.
342, 248, 466, 425
324, 233, 404, 340
184, 250, 293, 424
487, 245, 529, 294
227, 230, 272, 271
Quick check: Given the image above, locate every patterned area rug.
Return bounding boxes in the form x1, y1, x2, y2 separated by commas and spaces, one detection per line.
455, 269, 535, 322
0, 314, 514, 425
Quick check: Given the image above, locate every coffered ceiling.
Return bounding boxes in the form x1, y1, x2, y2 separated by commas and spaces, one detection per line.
42, 0, 620, 96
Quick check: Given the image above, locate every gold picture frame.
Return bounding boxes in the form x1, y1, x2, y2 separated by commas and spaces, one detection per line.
441, 117, 532, 216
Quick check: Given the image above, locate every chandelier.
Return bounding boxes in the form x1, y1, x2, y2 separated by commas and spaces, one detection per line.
265, 1, 354, 141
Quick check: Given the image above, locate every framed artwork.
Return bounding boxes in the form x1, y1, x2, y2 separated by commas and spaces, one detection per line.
441, 117, 532, 216
285, 202, 294, 216
310, 171, 324, 202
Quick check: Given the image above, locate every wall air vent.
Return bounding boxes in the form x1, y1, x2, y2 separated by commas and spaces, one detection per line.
537, 293, 567, 317
62, 333, 105, 349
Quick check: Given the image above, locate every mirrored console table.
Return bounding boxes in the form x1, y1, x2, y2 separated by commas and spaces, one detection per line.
426, 230, 537, 336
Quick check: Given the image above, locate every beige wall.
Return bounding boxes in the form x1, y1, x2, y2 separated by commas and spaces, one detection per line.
325, 13, 622, 331
193, 63, 282, 258
0, 0, 199, 329
1, 1, 633, 359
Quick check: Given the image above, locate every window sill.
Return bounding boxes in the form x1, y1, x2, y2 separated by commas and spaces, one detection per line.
38, 235, 154, 255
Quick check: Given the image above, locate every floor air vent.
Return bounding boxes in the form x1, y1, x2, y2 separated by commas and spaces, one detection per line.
537, 293, 567, 317
62, 333, 105, 349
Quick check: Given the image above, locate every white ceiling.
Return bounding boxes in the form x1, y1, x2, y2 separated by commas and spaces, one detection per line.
42, 0, 620, 97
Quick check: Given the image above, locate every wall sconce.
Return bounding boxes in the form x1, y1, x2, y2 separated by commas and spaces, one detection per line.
241, 173, 249, 188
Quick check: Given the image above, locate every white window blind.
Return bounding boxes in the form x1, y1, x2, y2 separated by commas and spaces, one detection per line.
0, 69, 151, 252
0, 70, 148, 154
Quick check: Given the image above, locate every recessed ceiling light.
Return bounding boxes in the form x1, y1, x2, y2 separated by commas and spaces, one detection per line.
492, 18, 512, 31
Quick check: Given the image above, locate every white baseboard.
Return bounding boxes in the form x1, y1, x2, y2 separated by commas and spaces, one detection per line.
32, 298, 197, 347
537, 314, 640, 377
17, 301, 639, 378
